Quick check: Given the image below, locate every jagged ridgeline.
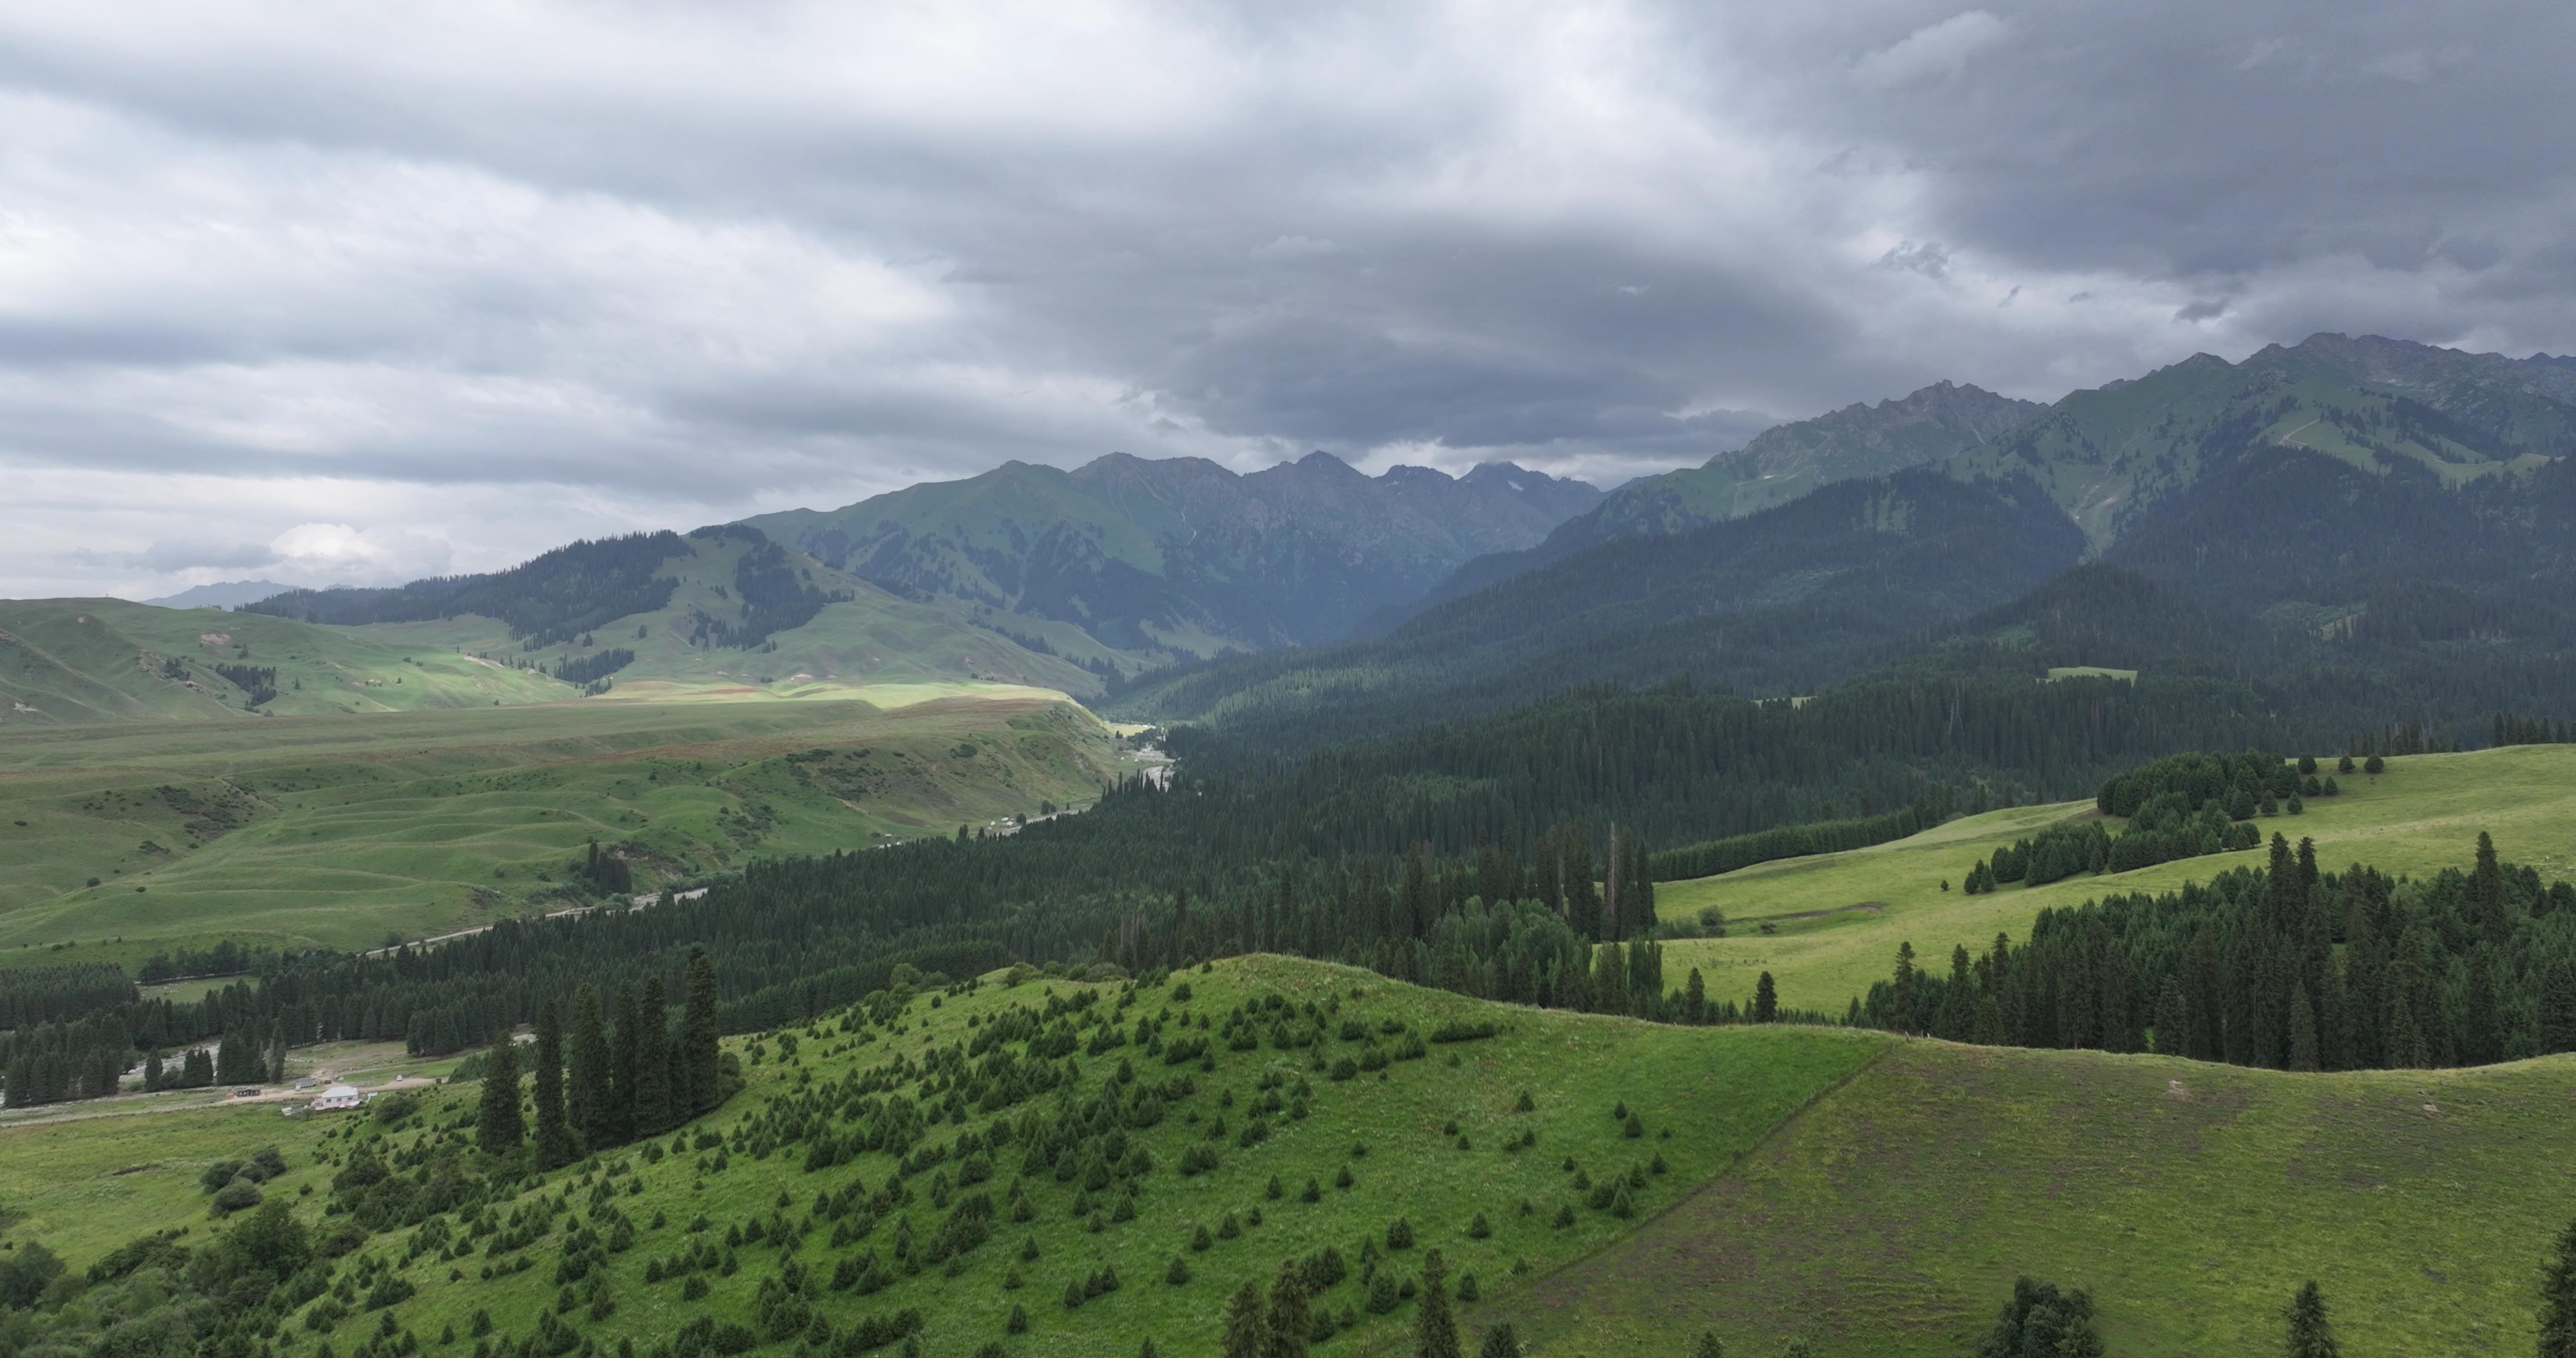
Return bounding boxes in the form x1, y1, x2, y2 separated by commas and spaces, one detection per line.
242, 533, 693, 647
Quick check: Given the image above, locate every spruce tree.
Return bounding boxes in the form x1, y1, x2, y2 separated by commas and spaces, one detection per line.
1223, 1281, 1267, 1358
1414, 1249, 1460, 1358
1752, 972, 1778, 1024
532, 998, 575, 1168
2284, 1281, 2339, 1358
1691, 1332, 1724, 1358
1684, 968, 1707, 1025
477, 1033, 523, 1157
1264, 1258, 1309, 1358
2286, 983, 2320, 1073
631, 977, 672, 1136
1477, 1324, 1521, 1358
2540, 1215, 2576, 1358
682, 947, 721, 1116
609, 978, 640, 1144
2472, 830, 2510, 945
2541, 961, 2576, 1056
568, 983, 611, 1149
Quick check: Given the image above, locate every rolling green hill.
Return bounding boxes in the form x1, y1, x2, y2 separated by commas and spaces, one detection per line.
0, 599, 572, 725
3, 956, 2569, 1357
0, 694, 1133, 959
1489, 1039, 2576, 1356
1654, 743, 2576, 1019
6, 530, 1128, 730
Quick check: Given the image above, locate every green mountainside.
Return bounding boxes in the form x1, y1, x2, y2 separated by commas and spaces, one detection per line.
1381, 381, 2038, 623
1947, 333, 2576, 548
6, 530, 1120, 729
743, 452, 1601, 655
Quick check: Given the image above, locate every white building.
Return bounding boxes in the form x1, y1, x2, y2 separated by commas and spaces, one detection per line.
308, 1083, 366, 1112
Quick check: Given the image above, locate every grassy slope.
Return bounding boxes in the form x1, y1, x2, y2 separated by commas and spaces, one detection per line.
4, 535, 1136, 731
0, 600, 569, 725
0, 957, 1882, 1357
356, 531, 1135, 703
1493, 1041, 2576, 1356
1655, 744, 2576, 1017
0, 696, 1129, 958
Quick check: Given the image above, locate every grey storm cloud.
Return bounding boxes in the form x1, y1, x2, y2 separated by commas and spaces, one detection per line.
3, 0, 2574, 598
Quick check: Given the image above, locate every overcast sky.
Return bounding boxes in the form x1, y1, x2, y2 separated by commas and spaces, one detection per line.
6, 1, 2573, 598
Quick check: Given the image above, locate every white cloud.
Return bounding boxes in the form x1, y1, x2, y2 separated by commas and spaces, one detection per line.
2, 0, 2574, 597
1850, 11, 2012, 91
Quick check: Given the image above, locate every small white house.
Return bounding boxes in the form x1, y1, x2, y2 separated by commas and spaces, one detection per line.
308, 1083, 366, 1112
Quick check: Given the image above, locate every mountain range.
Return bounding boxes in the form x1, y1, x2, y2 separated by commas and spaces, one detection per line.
15, 331, 2576, 735
742, 451, 1602, 653
1115, 332, 2576, 746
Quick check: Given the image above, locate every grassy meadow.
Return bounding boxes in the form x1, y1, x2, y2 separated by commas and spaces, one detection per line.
1655, 743, 2576, 1017
0, 957, 1884, 1357
6, 956, 2570, 1355
0, 694, 1134, 960
1491, 1040, 2576, 1356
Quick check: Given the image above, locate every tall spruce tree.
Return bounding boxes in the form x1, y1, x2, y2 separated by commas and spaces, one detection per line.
1414, 1249, 1460, 1358
1222, 1282, 1266, 1358
2284, 1281, 2340, 1358
682, 947, 721, 1117
609, 978, 640, 1144
568, 983, 611, 1149
2542, 961, 2576, 1056
1752, 972, 1778, 1024
2287, 982, 2320, 1072
2473, 830, 2510, 944
1263, 1258, 1309, 1358
631, 976, 672, 1136
477, 1033, 523, 1157
531, 998, 575, 1168
2540, 1215, 2576, 1358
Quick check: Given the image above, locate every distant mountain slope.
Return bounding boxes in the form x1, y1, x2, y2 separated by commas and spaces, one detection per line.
138, 580, 298, 610
1585, 380, 2041, 539
1121, 469, 2086, 747
1377, 381, 2037, 626
742, 451, 1601, 654
0, 598, 569, 725
6, 529, 1118, 725
1945, 332, 2576, 547
1126, 333, 2576, 745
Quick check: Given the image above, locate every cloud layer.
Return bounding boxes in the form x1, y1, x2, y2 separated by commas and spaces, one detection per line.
4, 1, 2572, 597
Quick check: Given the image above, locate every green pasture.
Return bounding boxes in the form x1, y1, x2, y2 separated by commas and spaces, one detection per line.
0, 695, 1122, 956
1655, 743, 2576, 1017
0, 956, 1882, 1357
1497, 1041, 2576, 1356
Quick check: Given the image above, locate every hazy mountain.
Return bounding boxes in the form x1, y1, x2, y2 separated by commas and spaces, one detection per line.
1122, 469, 2084, 746
742, 451, 1601, 655
138, 579, 299, 610
1378, 380, 2038, 625
1122, 333, 2576, 743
